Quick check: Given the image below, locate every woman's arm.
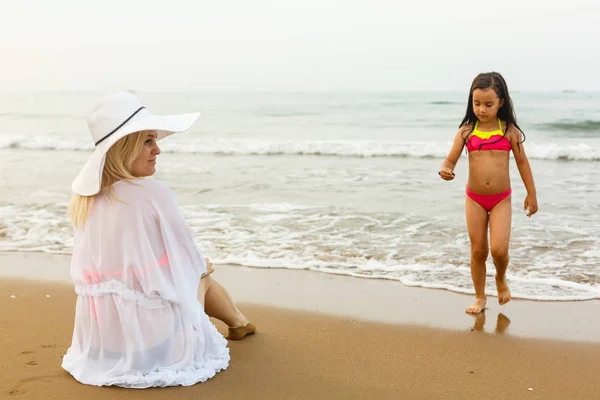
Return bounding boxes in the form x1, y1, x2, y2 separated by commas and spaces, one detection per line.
509, 126, 538, 217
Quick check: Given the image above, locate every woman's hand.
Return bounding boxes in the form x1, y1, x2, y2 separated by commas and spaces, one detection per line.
203, 258, 215, 277
524, 194, 538, 217
438, 167, 455, 181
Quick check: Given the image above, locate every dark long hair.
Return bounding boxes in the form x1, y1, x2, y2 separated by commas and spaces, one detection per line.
460, 72, 525, 151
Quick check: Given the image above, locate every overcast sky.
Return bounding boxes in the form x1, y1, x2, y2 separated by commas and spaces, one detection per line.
1, 0, 599, 92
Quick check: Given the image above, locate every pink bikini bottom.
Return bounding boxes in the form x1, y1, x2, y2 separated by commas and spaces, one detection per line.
466, 186, 512, 212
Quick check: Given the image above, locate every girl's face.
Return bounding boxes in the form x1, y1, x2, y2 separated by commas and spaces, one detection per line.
472, 88, 504, 123
131, 131, 161, 177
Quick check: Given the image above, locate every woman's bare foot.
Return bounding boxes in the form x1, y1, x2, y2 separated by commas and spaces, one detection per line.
227, 323, 256, 340
495, 275, 511, 305
465, 297, 487, 314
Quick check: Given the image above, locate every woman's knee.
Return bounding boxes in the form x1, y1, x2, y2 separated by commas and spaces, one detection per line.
202, 274, 216, 290
198, 275, 215, 301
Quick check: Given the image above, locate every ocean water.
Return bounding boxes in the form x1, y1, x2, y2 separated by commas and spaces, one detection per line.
1, 91, 599, 301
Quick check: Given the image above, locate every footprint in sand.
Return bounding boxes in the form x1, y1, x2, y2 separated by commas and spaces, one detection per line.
7, 388, 26, 397
20, 351, 34, 355
40, 344, 57, 349
7, 375, 61, 397
25, 361, 38, 366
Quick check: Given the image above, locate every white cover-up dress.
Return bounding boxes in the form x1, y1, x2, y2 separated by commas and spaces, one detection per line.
62, 179, 230, 388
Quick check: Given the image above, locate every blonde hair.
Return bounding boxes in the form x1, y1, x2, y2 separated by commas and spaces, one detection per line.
68, 131, 149, 227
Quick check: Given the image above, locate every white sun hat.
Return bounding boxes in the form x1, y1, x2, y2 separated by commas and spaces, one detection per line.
72, 92, 200, 196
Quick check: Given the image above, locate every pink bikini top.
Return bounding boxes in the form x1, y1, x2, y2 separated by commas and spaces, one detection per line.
466, 119, 512, 152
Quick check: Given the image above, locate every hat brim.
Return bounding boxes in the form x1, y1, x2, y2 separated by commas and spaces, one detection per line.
72, 110, 200, 196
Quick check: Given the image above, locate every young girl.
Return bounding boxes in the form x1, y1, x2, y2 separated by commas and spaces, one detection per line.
439, 72, 538, 314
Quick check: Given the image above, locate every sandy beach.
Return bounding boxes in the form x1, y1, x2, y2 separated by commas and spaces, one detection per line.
1, 252, 600, 400
2, 2, 600, 398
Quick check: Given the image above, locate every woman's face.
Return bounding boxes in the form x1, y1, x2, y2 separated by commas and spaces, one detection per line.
131, 131, 161, 178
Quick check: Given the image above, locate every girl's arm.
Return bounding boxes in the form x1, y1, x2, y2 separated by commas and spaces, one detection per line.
509, 126, 538, 217
439, 128, 466, 181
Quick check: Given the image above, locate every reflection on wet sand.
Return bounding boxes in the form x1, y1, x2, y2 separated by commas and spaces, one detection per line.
470, 311, 511, 334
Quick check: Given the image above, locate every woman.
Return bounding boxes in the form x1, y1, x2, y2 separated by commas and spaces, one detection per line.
62, 92, 255, 388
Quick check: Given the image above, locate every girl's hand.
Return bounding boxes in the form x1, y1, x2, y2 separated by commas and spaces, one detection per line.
524, 194, 538, 217
438, 167, 455, 181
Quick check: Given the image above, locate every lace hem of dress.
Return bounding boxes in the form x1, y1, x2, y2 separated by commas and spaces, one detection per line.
62, 349, 230, 388
74, 280, 170, 309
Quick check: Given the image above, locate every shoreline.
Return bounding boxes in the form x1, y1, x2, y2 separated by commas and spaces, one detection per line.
2, 251, 599, 343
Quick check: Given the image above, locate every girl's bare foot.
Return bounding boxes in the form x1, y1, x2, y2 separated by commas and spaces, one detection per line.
495, 275, 511, 305
465, 297, 487, 314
